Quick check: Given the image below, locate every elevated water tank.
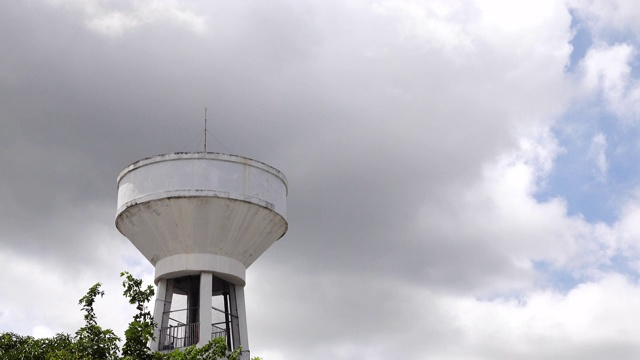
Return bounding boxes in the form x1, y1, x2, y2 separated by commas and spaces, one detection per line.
115, 152, 288, 356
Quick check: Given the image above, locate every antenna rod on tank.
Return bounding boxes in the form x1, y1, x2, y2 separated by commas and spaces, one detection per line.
204, 107, 207, 153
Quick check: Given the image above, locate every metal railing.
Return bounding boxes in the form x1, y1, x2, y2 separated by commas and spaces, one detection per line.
159, 323, 229, 351
157, 303, 234, 351
212, 324, 226, 340
159, 322, 199, 350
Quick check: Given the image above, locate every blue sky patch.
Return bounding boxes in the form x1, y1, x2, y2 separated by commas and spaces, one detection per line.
539, 103, 640, 224
533, 260, 583, 292
536, 11, 640, 225
568, 10, 592, 73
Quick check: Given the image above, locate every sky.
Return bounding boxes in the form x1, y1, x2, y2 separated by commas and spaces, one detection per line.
2, 0, 640, 359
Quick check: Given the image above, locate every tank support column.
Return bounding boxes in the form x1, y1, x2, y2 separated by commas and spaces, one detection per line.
229, 285, 250, 359
152, 278, 174, 351
198, 272, 213, 347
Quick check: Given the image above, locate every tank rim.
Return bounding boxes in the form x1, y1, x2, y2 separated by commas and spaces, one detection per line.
117, 152, 287, 187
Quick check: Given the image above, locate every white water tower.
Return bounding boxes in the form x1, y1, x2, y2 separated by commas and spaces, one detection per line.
115, 152, 288, 358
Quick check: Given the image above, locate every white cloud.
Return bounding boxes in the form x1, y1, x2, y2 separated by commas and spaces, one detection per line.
247, 264, 640, 359
444, 274, 640, 359
570, 0, 640, 38
372, 0, 475, 54
41, 0, 207, 37
605, 193, 640, 268
589, 132, 608, 181
32, 325, 55, 339
571, 1, 640, 121
411, 128, 598, 295
578, 42, 640, 119
581, 43, 633, 93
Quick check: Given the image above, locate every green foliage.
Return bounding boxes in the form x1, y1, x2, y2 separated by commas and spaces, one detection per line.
120, 271, 156, 360
0, 283, 121, 360
156, 337, 244, 360
42, 333, 76, 360
74, 283, 121, 360
0, 332, 49, 359
0, 274, 264, 360
0, 332, 79, 360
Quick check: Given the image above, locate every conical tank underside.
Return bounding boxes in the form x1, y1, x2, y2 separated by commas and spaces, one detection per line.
115, 153, 288, 284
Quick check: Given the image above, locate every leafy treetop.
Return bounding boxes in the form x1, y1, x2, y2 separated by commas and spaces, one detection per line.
0, 273, 262, 360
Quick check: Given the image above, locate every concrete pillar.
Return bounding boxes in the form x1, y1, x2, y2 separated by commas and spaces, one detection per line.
151, 278, 173, 351
230, 285, 250, 360
187, 282, 199, 326
160, 279, 174, 329
198, 272, 213, 347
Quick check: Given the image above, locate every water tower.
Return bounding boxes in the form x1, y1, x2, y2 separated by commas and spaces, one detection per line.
115, 152, 288, 358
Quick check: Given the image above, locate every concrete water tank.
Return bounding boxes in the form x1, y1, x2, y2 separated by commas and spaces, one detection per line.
116, 152, 288, 357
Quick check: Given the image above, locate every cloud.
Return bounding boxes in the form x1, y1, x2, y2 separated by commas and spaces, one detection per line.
248, 265, 640, 359
446, 274, 640, 360
41, 0, 207, 37
589, 132, 608, 181
578, 42, 640, 119
570, 0, 640, 39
